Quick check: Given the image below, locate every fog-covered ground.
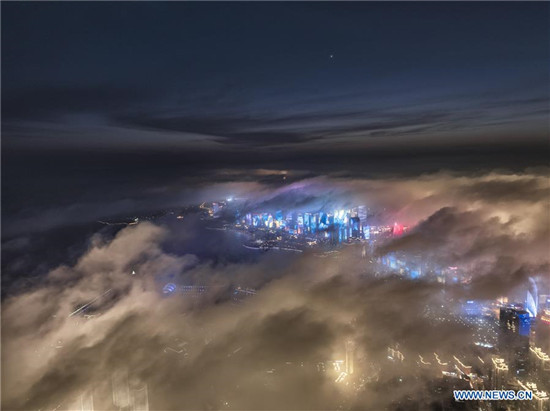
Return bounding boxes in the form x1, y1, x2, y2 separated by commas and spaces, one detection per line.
2, 169, 548, 409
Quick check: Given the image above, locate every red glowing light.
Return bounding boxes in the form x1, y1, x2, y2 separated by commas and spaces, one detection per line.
393, 223, 404, 236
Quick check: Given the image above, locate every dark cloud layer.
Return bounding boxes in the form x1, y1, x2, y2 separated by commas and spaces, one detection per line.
2, 2, 549, 155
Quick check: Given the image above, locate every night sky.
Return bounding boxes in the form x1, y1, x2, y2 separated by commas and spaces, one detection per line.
2, 2, 549, 226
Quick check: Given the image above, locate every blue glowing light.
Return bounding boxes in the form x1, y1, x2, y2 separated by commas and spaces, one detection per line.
518, 312, 531, 336
163, 283, 177, 294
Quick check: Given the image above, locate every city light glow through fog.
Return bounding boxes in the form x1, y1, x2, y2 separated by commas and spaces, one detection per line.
2, 172, 550, 410
2, 2, 550, 411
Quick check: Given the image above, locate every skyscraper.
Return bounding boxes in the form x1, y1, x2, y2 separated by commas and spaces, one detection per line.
499, 307, 531, 376
529, 346, 550, 390
112, 370, 131, 409
130, 384, 149, 411
491, 357, 509, 390
80, 391, 94, 411
538, 309, 550, 353
345, 341, 355, 375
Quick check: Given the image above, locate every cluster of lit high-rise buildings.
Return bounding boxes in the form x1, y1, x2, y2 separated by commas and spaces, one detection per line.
235, 205, 400, 244
241, 206, 368, 239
